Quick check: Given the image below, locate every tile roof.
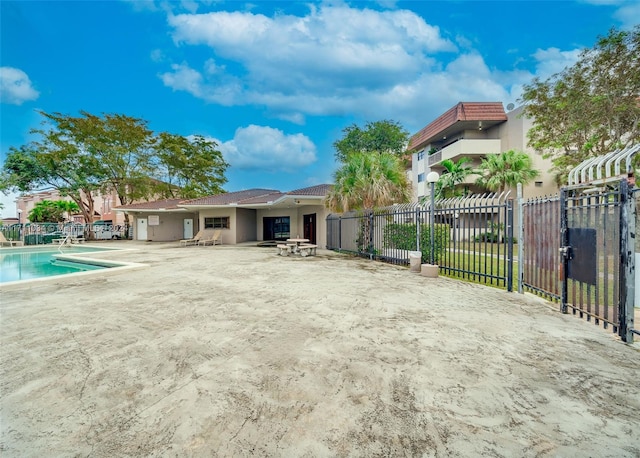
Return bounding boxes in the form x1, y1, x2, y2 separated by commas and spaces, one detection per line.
408, 102, 507, 151
237, 192, 285, 204
286, 184, 332, 196
115, 185, 332, 211
114, 198, 184, 210
180, 189, 280, 206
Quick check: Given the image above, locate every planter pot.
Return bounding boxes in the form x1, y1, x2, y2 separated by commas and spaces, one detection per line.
420, 264, 439, 278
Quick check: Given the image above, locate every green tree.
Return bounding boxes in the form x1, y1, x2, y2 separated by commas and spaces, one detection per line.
475, 150, 540, 193
36, 111, 159, 228
325, 152, 411, 212
53, 200, 80, 221
28, 200, 78, 222
155, 133, 228, 199
0, 140, 103, 224
435, 158, 473, 199
1, 111, 229, 225
521, 26, 640, 182
333, 120, 410, 163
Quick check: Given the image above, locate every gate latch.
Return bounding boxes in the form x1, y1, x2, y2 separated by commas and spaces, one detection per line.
559, 246, 573, 260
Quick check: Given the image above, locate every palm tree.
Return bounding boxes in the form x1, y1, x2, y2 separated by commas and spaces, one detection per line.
53, 200, 80, 222
325, 152, 411, 253
325, 151, 411, 212
436, 157, 473, 198
476, 150, 540, 193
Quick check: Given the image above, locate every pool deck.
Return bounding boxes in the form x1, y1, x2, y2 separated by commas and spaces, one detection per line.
1, 241, 639, 456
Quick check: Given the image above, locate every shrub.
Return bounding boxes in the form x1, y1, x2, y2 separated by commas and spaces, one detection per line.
383, 223, 450, 263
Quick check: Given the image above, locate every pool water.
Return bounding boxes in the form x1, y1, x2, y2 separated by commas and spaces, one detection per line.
0, 246, 112, 283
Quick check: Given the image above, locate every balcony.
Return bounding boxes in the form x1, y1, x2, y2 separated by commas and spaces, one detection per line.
427, 139, 502, 167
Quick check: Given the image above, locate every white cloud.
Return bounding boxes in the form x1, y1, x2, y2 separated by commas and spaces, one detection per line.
531, 47, 582, 78
161, 3, 456, 121
150, 49, 166, 62
0, 67, 39, 105
0, 191, 18, 218
159, 62, 242, 105
214, 125, 317, 171
157, 4, 593, 131
613, 2, 640, 29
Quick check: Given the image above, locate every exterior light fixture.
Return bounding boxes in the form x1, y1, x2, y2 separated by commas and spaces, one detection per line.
426, 171, 439, 265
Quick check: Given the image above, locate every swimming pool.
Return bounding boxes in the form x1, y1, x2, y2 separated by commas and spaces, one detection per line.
0, 246, 115, 283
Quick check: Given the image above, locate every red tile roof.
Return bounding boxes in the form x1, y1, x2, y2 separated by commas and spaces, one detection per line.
408, 102, 507, 151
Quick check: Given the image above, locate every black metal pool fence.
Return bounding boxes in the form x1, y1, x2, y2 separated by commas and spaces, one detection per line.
326, 192, 514, 291
0, 222, 128, 245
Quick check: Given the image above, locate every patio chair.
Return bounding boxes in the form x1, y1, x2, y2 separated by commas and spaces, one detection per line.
198, 229, 222, 246
0, 232, 24, 247
179, 229, 205, 247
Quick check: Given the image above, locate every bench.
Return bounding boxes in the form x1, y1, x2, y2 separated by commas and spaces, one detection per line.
276, 244, 292, 256
298, 244, 317, 257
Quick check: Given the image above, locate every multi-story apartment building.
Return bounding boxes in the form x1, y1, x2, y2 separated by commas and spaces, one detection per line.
16, 188, 122, 224
408, 102, 558, 199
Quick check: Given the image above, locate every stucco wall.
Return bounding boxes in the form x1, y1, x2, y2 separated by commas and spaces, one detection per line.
499, 107, 558, 199
304, 206, 330, 248
198, 208, 237, 245
256, 207, 298, 241
235, 208, 257, 243
132, 212, 198, 242
255, 205, 329, 247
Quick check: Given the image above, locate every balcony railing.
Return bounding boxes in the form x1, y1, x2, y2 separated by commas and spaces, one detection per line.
427, 139, 502, 167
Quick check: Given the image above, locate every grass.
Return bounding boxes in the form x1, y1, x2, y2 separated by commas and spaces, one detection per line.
437, 250, 517, 290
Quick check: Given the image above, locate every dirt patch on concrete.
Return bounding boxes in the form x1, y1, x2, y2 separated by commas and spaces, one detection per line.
1, 241, 639, 456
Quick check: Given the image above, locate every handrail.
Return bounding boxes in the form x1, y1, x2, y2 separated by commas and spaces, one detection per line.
58, 234, 72, 253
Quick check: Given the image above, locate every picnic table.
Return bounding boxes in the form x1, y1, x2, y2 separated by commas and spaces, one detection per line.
277, 238, 317, 257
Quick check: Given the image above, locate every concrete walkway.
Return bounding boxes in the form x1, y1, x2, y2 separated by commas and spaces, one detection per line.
1, 241, 639, 456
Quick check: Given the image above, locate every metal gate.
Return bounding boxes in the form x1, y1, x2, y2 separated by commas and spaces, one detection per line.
521, 146, 637, 342
521, 195, 561, 300
559, 179, 634, 341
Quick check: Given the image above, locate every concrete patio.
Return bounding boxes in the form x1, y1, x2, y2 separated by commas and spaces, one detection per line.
1, 241, 639, 456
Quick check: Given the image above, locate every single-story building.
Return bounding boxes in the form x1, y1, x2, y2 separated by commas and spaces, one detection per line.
114, 185, 332, 247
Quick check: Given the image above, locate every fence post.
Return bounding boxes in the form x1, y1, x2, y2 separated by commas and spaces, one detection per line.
560, 189, 569, 314
415, 204, 420, 252
338, 216, 342, 251
430, 187, 436, 265
506, 198, 514, 292
517, 184, 524, 294
369, 211, 374, 260
619, 179, 635, 343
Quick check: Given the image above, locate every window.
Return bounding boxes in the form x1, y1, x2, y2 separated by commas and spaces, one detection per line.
418, 173, 425, 182
204, 217, 230, 229
263, 216, 290, 240
417, 150, 425, 160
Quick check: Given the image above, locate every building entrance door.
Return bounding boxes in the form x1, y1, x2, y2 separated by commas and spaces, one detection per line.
183, 219, 193, 239
136, 218, 147, 240
303, 213, 316, 244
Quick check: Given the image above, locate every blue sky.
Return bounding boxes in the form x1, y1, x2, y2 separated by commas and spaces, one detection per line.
1, 0, 638, 216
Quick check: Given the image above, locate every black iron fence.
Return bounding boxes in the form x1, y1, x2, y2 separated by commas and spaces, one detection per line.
521, 195, 561, 300
0, 222, 128, 245
326, 193, 514, 290
521, 179, 637, 342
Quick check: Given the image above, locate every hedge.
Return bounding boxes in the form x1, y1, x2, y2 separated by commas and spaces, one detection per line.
383, 223, 450, 263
